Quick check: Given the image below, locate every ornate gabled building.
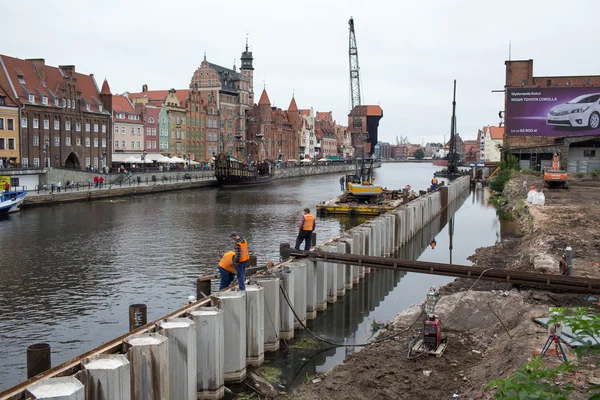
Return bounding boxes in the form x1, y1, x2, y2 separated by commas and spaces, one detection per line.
111, 94, 143, 154
0, 55, 112, 169
0, 83, 20, 166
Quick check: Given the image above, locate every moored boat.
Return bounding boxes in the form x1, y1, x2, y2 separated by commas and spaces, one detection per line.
0, 190, 27, 215
214, 154, 275, 188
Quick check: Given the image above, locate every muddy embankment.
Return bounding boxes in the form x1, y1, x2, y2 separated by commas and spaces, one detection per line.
290, 173, 600, 400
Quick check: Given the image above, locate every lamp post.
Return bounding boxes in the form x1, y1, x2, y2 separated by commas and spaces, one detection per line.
141, 149, 147, 173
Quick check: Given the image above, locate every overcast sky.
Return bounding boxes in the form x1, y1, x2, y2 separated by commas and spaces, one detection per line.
4, 0, 600, 145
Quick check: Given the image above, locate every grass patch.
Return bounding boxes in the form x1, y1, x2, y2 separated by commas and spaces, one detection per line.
255, 365, 282, 385
288, 337, 322, 350
369, 318, 387, 333
592, 170, 599, 178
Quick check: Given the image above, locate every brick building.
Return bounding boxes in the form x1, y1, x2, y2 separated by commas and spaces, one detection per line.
0, 55, 112, 169
505, 59, 600, 171
141, 105, 159, 153
348, 105, 383, 156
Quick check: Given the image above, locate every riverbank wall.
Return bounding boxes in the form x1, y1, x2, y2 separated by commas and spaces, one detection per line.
0, 175, 469, 400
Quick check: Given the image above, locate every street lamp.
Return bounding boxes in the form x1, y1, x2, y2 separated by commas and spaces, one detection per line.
141, 149, 147, 173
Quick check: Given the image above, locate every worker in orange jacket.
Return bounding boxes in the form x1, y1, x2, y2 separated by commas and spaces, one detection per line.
295, 208, 316, 251
218, 251, 236, 290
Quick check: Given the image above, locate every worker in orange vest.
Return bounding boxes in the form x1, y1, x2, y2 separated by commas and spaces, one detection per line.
295, 208, 316, 251
218, 251, 236, 290
431, 176, 438, 192
231, 232, 250, 291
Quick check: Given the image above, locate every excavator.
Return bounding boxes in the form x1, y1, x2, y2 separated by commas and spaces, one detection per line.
543, 153, 568, 189
344, 158, 382, 203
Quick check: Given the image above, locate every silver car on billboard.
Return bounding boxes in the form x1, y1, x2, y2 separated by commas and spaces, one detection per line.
547, 93, 600, 129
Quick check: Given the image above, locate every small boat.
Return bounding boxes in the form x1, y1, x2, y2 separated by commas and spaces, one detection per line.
0, 190, 27, 215
214, 154, 275, 188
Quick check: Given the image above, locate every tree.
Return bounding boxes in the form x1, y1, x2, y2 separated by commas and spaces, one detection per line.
414, 148, 425, 160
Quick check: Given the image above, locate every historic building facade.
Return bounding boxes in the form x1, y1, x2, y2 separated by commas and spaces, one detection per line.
0, 55, 112, 169
0, 84, 20, 166
112, 95, 144, 154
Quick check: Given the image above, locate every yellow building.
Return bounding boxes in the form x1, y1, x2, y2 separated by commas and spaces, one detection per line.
0, 85, 20, 166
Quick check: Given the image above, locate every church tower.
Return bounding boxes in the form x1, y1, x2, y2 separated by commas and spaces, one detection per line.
240, 37, 254, 105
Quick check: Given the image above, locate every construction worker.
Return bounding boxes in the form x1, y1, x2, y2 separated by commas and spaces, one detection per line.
339, 176, 345, 191
430, 240, 436, 249
218, 251, 236, 290
559, 253, 568, 276
295, 208, 316, 251
231, 232, 250, 291
431, 176, 438, 192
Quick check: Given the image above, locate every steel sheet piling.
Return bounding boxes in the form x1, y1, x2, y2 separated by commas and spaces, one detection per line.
27, 343, 51, 379
250, 276, 280, 352
124, 333, 169, 400
213, 291, 247, 383
334, 242, 346, 296
277, 268, 295, 340
26, 376, 84, 400
290, 262, 307, 328
315, 258, 328, 311
80, 354, 131, 400
245, 285, 265, 366
304, 258, 318, 319
322, 245, 338, 303
340, 238, 354, 289
157, 318, 197, 400
189, 307, 224, 400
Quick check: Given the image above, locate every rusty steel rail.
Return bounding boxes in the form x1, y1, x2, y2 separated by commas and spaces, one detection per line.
0, 296, 213, 400
290, 250, 600, 294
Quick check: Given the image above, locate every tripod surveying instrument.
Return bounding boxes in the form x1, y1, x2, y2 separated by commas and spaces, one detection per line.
540, 313, 568, 362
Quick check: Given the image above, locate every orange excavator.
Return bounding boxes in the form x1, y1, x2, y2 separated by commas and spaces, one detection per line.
543, 153, 568, 189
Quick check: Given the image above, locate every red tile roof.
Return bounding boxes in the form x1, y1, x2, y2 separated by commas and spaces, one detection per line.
0, 84, 19, 107
299, 109, 310, 116
316, 111, 331, 121
100, 79, 111, 95
349, 105, 383, 117
489, 126, 504, 140
0, 54, 109, 115
258, 89, 270, 105
288, 96, 298, 111
112, 95, 137, 120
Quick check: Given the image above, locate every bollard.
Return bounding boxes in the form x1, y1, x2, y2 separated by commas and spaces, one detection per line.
124, 333, 169, 400
213, 291, 247, 383
245, 285, 265, 366
81, 354, 130, 400
566, 246, 573, 276
26, 376, 84, 400
27, 343, 51, 379
158, 318, 197, 400
250, 276, 280, 352
311, 232, 317, 248
128, 304, 147, 331
196, 277, 212, 299
189, 307, 224, 400
280, 242, 291, 260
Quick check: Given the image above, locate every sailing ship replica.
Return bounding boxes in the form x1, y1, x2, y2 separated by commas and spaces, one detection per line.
214, 154, 275, 188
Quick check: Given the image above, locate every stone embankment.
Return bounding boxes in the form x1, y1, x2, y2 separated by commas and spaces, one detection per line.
292, 172, 600, 400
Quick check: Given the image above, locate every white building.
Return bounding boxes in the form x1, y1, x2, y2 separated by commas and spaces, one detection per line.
478, 126, 504, 162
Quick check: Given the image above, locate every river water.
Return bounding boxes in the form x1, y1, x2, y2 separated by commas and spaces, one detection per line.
0, 163, 500, 391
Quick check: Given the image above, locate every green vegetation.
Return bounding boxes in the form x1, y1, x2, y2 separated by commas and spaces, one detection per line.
592, 170, 599, 178
414, 148, 425, 160
485, 307, 600, 399
521, 168, 542, 177
489, 142, 519, 194
369, 318, 387, 333
256, 365, 282, 385
576, 172, 585, 178
288, 337, 322, 350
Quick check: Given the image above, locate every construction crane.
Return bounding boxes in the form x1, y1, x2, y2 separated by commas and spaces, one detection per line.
345, 17, 381, 202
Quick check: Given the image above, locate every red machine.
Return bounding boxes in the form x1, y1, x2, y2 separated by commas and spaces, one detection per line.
423, 316, 442, 347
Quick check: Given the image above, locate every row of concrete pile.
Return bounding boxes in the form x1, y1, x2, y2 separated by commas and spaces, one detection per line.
21, 176, 470, 400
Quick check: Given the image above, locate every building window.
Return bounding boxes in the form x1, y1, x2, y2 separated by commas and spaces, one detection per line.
33, 119, 39, 128
93, 138, 98, 147
137, 127, 141, 135
149, 117, 154, 123
122, 140, 125, 148
85, 157, 91, 167
102, 138, 106, 147
102, 124, 106, 133
76, 123, 81, 132
22, 158, 28, 167
115, 141, 119, 148
147, 141, 151, 148
152, 128, 156, 136
8, 138, 15, 150
0, 118, 4, 130
99, 105, 103, 112
62, 99, 66, 107
85, 138, 90, 147
21, 118, 27, 128
94, 124, 99, 132
76, 138, 81, 146
130, 127, 134, 134
54, 137, 60, 147
65, 137, 71, 146
86, 103, 90, 111
33, 136, 39, 146
0, 138, 4, 149
584, 150, 596, 158
67, 100, 71, 108
29, 94, 35, 103
147, 128, 151, 135
114, 126, 118, 133
33, 158, 40, 167
121, 127, 126, 134
54, 120, 60, 130
42, 96, 48, 105
131, 141, 135, 148
94, 157, 98, 168
66, 121, 71, 131
44, 120, 49, 129
54, 98, 61, 106
85, 123, 90, 132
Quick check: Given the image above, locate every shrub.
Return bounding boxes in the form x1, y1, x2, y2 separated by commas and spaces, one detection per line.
489, 169, 513, 193
592, 170, 599, 178
576, 172, 585, 178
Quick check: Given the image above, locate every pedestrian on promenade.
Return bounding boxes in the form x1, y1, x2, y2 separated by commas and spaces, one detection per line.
3, 181, 9, 193
218, 250, 237, 290
99, 176, 104, 189
57, 181, 61, 192
93, 175, 99, 188
51, 180, 55, 193
295, 208, 315, 251
339, 176, 346, 191
431, 176, 438, 192
231, 232, 250, 291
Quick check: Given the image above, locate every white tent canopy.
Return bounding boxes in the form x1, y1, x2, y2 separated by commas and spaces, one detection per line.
157, 156, 172, 163
189, 160, 200, 165
169, 156, 185, 163
300, 159, 312, 163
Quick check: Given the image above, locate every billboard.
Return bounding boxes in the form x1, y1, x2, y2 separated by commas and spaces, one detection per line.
506, 87, 600, 136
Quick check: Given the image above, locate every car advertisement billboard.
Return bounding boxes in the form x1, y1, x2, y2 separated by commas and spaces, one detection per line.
506, 87, 600, 136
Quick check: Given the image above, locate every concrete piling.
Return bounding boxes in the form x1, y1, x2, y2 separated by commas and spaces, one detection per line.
334, 242, 346, 297
124, 333, 169, 400
189, 307, 224, 400
322, 245, 338, 303
26, 376, 85, 400
245, 285, 265, 367
278, 268, 295, 340
250, 276, 280, 352
290, 262, 307, 329
305, 258, 318, 319
213, 291, 247, 383
157, 318, 197, 400
27, 343, 51, 379
315, 257, 328, 311
340, 239, 354, 289
80, 354, 130, 400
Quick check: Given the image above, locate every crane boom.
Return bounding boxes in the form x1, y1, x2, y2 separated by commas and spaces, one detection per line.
348, 17, 364, 159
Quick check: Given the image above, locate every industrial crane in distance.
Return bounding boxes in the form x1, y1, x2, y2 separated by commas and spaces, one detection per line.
345, 16, 382, 202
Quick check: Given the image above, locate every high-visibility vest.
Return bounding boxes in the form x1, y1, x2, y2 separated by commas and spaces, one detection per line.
432, 178, 438, 184
302, 214, 315, 231
219, 251, 236, 273
237, 240, 250, 262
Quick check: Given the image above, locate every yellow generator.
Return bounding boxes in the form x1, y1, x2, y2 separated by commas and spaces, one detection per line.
345, 158, 382, 202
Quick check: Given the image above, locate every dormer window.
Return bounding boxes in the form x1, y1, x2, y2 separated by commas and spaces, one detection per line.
99, 105, 103, 112
29, 94, 35, 103
62, 99, 66, 108
54, 98, 60, 107
86, 103, 91, 111
42, 96, 48, 105
67, 99, 71, 108
17, 74, 25, 84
